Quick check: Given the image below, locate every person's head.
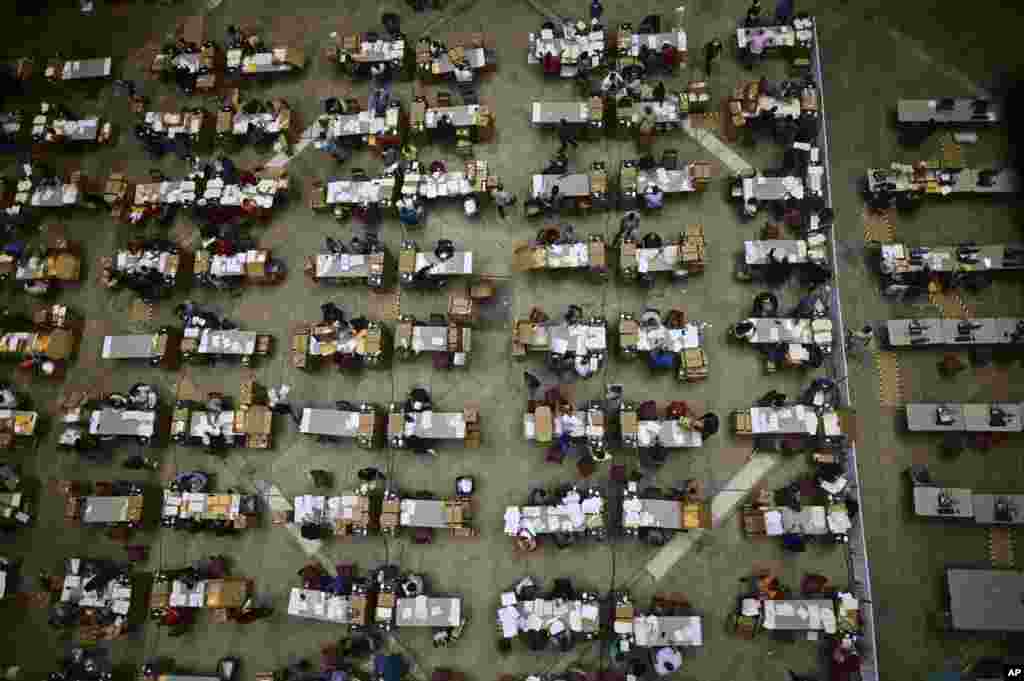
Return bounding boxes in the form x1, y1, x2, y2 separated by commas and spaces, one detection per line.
862, 325, 872, 335
560, 118, 568, 125
551, 185, 560, 196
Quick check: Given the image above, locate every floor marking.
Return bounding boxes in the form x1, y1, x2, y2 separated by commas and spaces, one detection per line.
886, 28, 990, 98
682, 118, 754, 174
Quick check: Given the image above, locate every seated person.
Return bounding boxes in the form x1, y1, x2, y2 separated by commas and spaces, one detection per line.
643, 185, 664, 209
406, 388, 432, 412
434, 239, 455, 261
543, 154, 569, 175
435, 114, 457, 143
640, 232, 662, 249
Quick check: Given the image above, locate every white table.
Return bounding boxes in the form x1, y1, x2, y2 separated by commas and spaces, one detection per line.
399, 498, 448, 528
400, 411, 466, 440
947, 568, 1024, 632
912, 486, 974, 518
299, 409, 363, 437
622, 498, 683, 529
287, 588, 352, 623
102, 335, 163, 360
89, 409, 156, 437
632, 615, 702, 647
762, 599, 836, 632
395, 596, 461, 627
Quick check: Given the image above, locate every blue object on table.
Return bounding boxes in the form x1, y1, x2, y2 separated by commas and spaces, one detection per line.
649, 350, 675, 370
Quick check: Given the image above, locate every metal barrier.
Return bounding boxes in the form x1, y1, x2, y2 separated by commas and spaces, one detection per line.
812, 18, 881, 681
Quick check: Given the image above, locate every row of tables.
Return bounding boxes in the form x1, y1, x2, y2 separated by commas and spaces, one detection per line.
885, 317, 1024, 347
905, 402, 1023, 433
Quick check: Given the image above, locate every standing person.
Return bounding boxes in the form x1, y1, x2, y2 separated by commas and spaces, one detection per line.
845, 324, 874, 359
492, 183, 517, 219
775, 0, 794, 24
590, 0, 603, 21
703, 39, 723, 77
745, 0, 762, 26
123, 454, 159, 471
557, 118, 578, 154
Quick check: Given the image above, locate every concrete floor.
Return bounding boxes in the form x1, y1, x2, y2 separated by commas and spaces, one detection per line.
1, 0, 1023, 680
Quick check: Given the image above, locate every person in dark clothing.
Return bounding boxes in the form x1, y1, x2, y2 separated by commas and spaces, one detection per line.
321, 302, 344, 324
557, 118, 578, 154
436, 115, 456, 143
590, 0, 603, 21
652, 81, 667, 103
358, 467, 386, 482
704, 39, 723, 76
406, 388, 432, 412
349, 316, 370, 333
405, 434, 436, 457
564, 304, 583, 325
758, 390, 787, 407
746, 0, 762, 26
434, 238, 455, 261
524, 371, 541, 396
695, 413, 720, 437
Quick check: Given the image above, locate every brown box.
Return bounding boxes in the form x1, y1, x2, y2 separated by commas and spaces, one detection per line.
377, 592, 395, 608
365, 326, 382, 354
615, 605, 635, 620
620, 318, 639, 346
383, 499, 401, 514
621, 241, 637, 259
588, 241, 606, 268
733, 411, 753, 434
351, 593, 368, 624
387, 413, 403, 437
446, 503, 464, 525
463, 405, 479, 423
358, 412, 375, 435
534, 406, 552, 443
590, 410, 604, 427
621, 410, 638, 434
398, 249, 416, 273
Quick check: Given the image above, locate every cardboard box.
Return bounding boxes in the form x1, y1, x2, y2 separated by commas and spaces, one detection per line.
358, 412, 375, 435
621, 410, 638, 434
620, 318, 639, 346
383, 499, 401, 514
534, 406, 553, 443
387, 412, 403, 437
446, 503, 464, 526
351, 593, 368, 624
733, 411, 753, 434
588, 240, 606, 268
365, 327, 382, 354
377, 592, 395, 608
615, 605, 634, 620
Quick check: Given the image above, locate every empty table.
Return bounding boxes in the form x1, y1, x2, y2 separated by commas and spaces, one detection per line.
299, 409, 362, 437
531, 101, 594, 125
89, 409, 156, 437
102, 335, 165, 360
395, 596, 462, 626
82, 496, 138, 524
947, 568, 1024, 632
531, 174, 591, 198
59, 58, 112, 80
399, 499, 448, 528
622, 498, 683, 529
897, 99, 999, 125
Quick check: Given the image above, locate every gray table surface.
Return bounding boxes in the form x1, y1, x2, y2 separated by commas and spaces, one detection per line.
531, 173, 591, 198
395, 596, 461, 627
741, 175, 804, 201
89, 409, 156, 437
762, 599, 835, 631
747, 405, 819, 435
102, 335, 160, 359
400, 498, 448, 528
410, 325, 449, 353
886, 318, 1014, 346
197, 329, 258, 355
424, 105, 480, 128
634, 167, 692, 193
531, 101, 592, 125
972, 494, 1024, 525
61, 58, 111, 80
744, 240, 809, 265
748, 318, 812, 344
622, 497, 682, 529
897, 98, 999, 124
631, 615, 703, 647
352, 38, 404, 62
53, 118, 99, 141
547, 323, 607, 354
315, 253, 372, 278
299, 409, 361, 437
400, 410, 466, 439
82, 496, 131, 524
906, 403, 965, 432
947, 568, 1024, 632
907, 403, 1024, 432
431, 47, 486, 75
411, 250, 474, 276
28, 183, 78, 208
912, 486, 974, 518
